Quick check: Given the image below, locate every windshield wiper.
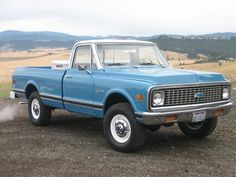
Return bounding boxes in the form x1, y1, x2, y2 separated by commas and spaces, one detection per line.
139, 63, 167, 68
107, 63, 138, 69
159, 64, 167, 68
139, 62, 156, 65
107, 63, 125, 66
130, 65, 138, 68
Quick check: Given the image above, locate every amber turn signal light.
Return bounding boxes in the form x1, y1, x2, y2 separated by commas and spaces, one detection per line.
214, 109, 224, 117
164, 115, 177, 123
135, 94, 144, 101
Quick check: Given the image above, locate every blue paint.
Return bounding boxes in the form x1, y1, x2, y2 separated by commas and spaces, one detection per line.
12, 41, 228, 121
12, 65, 227, 119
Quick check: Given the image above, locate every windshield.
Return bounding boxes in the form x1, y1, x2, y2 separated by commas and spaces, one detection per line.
96, 44, 170, 67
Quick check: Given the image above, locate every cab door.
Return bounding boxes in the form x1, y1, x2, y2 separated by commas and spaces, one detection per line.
63, 45, 96, 116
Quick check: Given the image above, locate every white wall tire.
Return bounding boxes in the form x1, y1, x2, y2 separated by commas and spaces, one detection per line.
28, 91, 51, 126
31, 99, 40, 120
103, 103, 146, 152
110, 114, 131, 143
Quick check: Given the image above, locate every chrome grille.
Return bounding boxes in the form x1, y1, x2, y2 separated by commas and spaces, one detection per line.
164, 85, 224, 106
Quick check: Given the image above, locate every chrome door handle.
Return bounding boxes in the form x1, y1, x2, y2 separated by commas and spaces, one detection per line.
65, 75, 72, 79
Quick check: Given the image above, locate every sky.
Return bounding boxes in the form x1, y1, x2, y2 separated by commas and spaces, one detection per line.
0, 0, 235, 36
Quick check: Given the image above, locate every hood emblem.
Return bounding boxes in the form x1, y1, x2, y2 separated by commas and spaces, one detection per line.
194, 92, 204, 98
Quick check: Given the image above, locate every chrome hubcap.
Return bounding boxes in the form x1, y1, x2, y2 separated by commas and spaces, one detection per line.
110, 114, 131, 143
115, 119, 128, 137
31, 99, 40, 119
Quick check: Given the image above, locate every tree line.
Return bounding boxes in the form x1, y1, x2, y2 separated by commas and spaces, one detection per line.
150, 36, 236, 60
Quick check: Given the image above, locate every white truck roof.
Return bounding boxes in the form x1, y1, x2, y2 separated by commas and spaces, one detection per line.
76, 39, 154, 45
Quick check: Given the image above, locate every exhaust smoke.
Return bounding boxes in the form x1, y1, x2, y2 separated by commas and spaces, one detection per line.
0, 105, 19, 123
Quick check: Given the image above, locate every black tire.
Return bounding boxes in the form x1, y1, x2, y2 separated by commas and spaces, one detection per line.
28, 91, 51, 126
178, 117, 218, 138
147, 125, 161, 132
103, 103, 147, 152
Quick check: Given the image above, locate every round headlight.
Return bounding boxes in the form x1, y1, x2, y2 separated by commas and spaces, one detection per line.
153, 92, 164, 106
222, 87, 229, 99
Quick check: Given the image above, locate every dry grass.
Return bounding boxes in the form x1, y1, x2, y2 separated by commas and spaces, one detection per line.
0, 49, 235, 86
162, 51, 236, 86
0, 49, 70, 83
162, 50, 196, 66
175, 61, 236, 85
0, 82, 11, 98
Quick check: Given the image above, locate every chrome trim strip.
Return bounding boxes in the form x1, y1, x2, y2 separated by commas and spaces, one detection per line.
41, 97, 63, 103
40, 93, 62, 101
150, 81, 230, 90
63, 97, 103, 109
152, 100, 231, 112
147, 81, 231, 111
63, 101, 103, 110
39, 93, 103, 109
136, 101, 232, 117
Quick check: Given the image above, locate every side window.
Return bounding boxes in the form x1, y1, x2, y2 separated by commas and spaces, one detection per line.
72, 46, 91, 69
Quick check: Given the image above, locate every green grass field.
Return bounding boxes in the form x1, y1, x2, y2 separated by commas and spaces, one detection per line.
0, 82, 11, 98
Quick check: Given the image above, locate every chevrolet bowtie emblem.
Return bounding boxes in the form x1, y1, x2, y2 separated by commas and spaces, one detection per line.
194, 92, 204, 98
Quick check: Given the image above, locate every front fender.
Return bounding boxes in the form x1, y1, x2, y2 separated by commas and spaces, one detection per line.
103, 88, 138, 112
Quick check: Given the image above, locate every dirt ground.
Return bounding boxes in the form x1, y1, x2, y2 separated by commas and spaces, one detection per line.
0, 97, 235, 177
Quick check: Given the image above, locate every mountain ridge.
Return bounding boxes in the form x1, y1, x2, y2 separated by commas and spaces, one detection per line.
0, 30, 235, 61
1, 30, 235, 42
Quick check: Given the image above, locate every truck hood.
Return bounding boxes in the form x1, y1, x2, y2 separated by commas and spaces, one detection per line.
101, 66, 226, 85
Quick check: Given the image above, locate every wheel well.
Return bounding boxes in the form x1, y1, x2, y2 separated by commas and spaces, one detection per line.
25, 84, 38, 99
104, 93, 132, 114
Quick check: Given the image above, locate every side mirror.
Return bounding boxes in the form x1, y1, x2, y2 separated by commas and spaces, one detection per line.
78, 64, 91, 74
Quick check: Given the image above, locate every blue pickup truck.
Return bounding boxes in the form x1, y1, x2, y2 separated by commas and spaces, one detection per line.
10, 39, 232, 152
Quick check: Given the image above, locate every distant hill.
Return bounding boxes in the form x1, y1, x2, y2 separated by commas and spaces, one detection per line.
1, 30, 235, 43
0, 30, 75, 41
0, 30, 100, 50
0, 30, 98, 41
0, 30, 235, 60
187, 32, 236, 39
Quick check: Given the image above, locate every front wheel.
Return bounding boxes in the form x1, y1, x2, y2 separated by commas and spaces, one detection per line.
103, 103, 147, 152
28, 91, 52, 126
178, 117, 218, 138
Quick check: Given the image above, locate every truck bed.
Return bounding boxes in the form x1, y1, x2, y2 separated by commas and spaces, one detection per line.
12, 66, 66, 108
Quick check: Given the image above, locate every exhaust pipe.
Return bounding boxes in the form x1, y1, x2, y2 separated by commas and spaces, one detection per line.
19, 101, 28, 104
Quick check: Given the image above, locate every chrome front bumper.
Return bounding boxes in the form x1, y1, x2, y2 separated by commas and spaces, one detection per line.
136, 101, 233, 125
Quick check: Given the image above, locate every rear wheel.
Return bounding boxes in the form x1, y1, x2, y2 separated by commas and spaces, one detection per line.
103, 103, 147, 152
178, 117, 218, 138
28, 91, 51, 126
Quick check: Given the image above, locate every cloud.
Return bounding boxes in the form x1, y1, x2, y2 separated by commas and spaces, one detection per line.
0, 0, 235, 35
